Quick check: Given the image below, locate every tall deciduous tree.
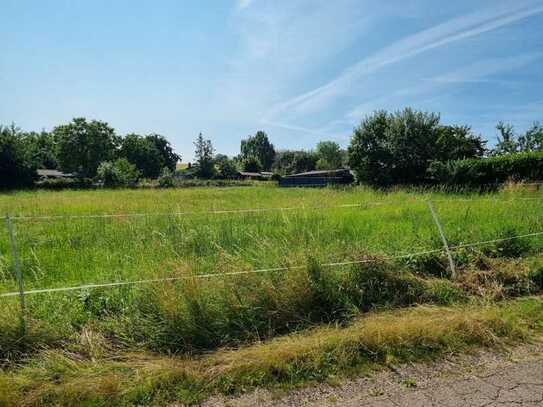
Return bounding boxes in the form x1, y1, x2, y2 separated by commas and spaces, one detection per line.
0, 124, 37, 188
240, 131, 275, 171
434, 125, 486, 161
22, 130, 59, 169
518, 122, 543, 152
119, 133, 179, 178
348, 108, 485, 186
348, 110, 398, 186
146, 133, 180, 172
119, 134, 162, 178
54, 118, 119, 177
315, 141, 343, 169
492, 122, 518, 156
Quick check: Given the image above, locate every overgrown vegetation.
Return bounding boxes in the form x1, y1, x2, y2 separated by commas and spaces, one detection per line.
428, 151, 543, 187
0, 297, 542, 406
0, 186, 542, 403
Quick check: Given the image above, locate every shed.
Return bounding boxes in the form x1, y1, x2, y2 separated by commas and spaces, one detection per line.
279, 169, 354, 187
37, 169, 75, 179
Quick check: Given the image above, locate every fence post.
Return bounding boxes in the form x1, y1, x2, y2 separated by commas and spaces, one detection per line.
5, 214, 27, 322
427, 201, 457, 279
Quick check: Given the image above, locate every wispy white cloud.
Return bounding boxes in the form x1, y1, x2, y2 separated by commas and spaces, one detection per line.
428, 53, 543, 84
261, 120, 338, 140
264, 0, 543, 122
211, 0, 373, 121
346, 52, 543, 121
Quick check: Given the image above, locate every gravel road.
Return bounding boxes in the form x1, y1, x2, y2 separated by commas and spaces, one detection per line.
203, 340, 543, 406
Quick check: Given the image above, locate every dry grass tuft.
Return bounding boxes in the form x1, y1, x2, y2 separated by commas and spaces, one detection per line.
1, 297, 541, 406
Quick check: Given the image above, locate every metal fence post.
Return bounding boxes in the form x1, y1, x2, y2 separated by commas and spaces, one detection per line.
5, 214, 26, 318
427, 201, 457, 279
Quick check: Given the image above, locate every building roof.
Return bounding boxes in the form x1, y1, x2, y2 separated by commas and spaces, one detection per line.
239, 172, 263, 177
37, 169, 75, 178
285, 169, 351, 178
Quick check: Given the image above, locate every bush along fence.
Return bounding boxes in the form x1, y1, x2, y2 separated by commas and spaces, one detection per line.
3, 199, 543, 327
427, 151, 543, 187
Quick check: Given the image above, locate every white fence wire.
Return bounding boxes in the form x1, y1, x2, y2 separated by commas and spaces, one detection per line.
1, 230, 542, 299
7, 196, 543, 221
2, 191, 542, 309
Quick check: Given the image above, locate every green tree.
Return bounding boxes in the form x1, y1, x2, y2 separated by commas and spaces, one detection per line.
215, 155, 239, 179
0, 124, 37, 188
240, 131, 275, 171
434, 125, 486, 161
272, 150, 318, 175
119, 134, 162, 178
348, 108, 481, 186
315, 141, 343, 169
347, 110, 394, 186
96, 158, 140, 187
217, 157, 238, 179
518, 122, 543, 152
54, 118, 119, 177
241, 155, 262, 173
194, 133, 215, 179
146, 134, 180, 172
119, 133, 180, 178
22, 130, 59, 169
492, 122, 518, 156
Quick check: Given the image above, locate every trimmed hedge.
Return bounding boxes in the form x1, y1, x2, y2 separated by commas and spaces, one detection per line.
427, 151, 543, 187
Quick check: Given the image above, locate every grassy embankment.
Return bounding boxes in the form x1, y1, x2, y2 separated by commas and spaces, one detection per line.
0, 185, 542, 405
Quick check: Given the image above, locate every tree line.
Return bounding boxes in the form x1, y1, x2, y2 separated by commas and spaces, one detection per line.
191, 130, 346, 180
2, 109, 542, 189
1, 118, 179, 188
348, 108, 542, 186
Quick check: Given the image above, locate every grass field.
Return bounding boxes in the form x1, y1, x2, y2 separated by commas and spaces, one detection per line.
1, 185, 542, 292
0, 184, 542, 405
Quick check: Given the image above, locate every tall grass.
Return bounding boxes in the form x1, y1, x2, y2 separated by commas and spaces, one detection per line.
0, 185, 542, 360
1, 297, 542, 406
1, 186, 542, 291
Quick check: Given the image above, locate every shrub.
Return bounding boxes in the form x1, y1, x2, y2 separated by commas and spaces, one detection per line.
480, 227, 532, 258
347, 264, 427, 311
216, 158, 239, 179
241, 155, 262, 173
404, 252, 448, 278
35, 177, 94, 190
157, 167, 175, 188
427, 151, 543, 187
96, 158, 140, 187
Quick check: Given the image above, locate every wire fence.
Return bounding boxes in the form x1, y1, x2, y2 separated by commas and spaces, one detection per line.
2, 192, 543, 305
7, 195, 543, 222
1, 230, 542, 299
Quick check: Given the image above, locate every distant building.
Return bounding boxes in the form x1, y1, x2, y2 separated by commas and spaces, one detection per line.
238, 171, 273, 180
278, 169, 354, 187
37, 169, 75, 179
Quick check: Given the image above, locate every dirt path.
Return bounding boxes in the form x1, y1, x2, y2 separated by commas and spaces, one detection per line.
204, 340, 543, 406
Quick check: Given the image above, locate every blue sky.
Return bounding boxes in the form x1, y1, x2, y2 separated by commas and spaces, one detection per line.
1, 0, 542, 160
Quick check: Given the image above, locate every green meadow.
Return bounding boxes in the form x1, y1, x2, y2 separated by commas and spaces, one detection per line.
1, 185, 542, 292
0, 185, 542, 405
